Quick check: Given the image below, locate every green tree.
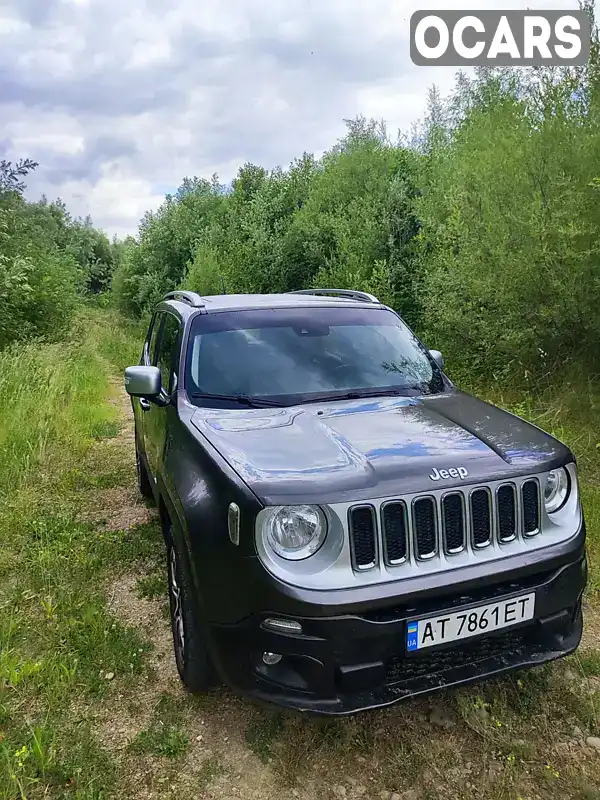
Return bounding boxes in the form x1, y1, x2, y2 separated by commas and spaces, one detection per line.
0, 159, 113, 348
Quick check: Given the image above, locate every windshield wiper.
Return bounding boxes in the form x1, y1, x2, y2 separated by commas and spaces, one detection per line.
297, 388, 410, 404
190, 392, 284, 408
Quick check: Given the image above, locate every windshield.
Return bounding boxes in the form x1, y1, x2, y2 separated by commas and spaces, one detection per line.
185, 306, 444, 406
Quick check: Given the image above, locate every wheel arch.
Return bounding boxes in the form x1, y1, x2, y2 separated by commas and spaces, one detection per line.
155, 482, 209, 622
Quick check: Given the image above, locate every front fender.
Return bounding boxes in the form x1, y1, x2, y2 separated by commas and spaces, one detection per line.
162, 406, 263, 624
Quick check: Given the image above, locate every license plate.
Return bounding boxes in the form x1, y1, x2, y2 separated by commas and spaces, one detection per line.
406, 593, 535, 652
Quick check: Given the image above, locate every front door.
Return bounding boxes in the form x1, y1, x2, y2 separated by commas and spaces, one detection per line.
144, 311, 181, 481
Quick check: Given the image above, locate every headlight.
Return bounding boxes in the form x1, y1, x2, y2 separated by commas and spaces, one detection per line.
265, 505, 327, 560
544, 468, 570, 513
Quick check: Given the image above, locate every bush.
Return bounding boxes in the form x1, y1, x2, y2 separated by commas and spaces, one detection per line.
0, 210, 81, 349
185, 244, 227, 295
417, 67, 600, 380
0, 161, 118, 350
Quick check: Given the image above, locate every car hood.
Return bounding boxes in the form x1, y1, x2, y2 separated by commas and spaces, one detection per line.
189, 390, 571, 505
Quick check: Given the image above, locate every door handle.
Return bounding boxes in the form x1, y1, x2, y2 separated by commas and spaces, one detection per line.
140, 397, 151, 411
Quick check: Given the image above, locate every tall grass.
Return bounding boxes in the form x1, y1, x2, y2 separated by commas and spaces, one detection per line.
0, 307, 158, 800
0, 308, 144, 501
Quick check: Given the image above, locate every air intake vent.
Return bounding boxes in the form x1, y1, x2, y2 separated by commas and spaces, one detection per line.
497, 484, 517, 542
413, 497, 437, 559
470, 489, 492, 547
522, 480, 540, 536
349, 506, 377, 570
382, 502, 408, 564
442, 493, 465, 553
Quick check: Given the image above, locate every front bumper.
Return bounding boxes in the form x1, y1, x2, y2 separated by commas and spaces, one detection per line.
206, 545, 587, 715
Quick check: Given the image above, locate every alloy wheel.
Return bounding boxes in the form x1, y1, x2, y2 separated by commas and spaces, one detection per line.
169, 546, 185, 663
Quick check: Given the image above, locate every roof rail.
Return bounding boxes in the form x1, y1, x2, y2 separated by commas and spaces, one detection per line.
287, 288, 380, 304
163, 290, 205, 308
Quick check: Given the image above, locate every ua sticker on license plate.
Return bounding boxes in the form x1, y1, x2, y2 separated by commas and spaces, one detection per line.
406, 593, 535, 652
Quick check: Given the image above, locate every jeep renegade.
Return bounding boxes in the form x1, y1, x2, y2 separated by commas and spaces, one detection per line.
124, 288, 587, 715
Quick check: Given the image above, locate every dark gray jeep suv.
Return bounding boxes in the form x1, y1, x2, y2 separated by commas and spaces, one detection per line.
124, 288, 586, 715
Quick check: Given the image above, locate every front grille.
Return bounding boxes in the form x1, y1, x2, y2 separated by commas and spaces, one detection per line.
413, 498, 437, 559
522, 480, 540, 536
349, 506, 377, 569
471, 489, 492, 547
347, 476, 548, 573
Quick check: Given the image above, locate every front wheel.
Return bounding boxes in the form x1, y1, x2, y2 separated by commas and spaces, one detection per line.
164, 521, 217, 693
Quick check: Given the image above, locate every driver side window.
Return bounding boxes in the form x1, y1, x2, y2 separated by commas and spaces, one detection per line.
156, 313, 181, 395
145, 313, 163, 365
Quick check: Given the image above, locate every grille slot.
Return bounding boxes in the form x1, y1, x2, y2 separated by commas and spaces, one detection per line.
497, 484, 517, 542
349, 506, 377, 569
442, 493, 465, 554
470, 489, 492, 547
382, 502, 408, 564
522, 480, 540, 536
413, 497, 437, 559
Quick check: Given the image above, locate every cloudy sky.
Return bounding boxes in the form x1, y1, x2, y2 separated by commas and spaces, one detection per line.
0, 0, 591, 238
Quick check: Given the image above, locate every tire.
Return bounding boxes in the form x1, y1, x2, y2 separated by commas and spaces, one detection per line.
164, 518, 217, 693
135, 440, 154, 501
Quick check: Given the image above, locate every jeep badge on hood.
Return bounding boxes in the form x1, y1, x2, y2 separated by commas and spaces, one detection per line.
430, 466, 468, 481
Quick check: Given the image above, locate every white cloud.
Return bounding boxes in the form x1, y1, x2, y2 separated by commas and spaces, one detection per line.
0, 15, 30, 35
76, 168, 165, 237
0, 0, 594, 237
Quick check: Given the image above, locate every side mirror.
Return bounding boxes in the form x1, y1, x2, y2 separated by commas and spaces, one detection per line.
125, 365, 161, 399
429, 349, 444, 370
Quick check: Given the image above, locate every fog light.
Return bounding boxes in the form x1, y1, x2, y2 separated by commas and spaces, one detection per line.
263, 618, 303, 634
262, 652, 282, 666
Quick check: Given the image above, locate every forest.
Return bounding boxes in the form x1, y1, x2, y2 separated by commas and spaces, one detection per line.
3, 48, 600, 386
109, 59, 600, 387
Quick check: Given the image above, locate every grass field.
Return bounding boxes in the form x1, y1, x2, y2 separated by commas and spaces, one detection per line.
0, 308, 599, 800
